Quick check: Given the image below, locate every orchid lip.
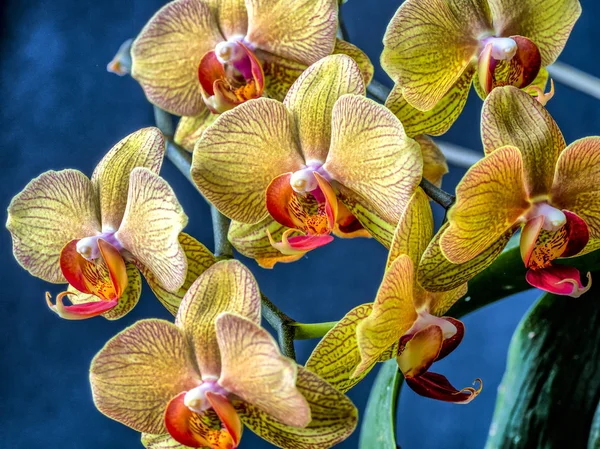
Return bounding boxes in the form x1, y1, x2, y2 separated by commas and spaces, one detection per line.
481, 36, 517, 60
406, 311, 457, 340
76, 231, 123, 261
183, 380, 229, 414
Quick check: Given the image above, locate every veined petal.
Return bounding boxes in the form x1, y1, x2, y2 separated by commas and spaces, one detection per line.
333, 201, 371, 239
385, 66, 475, 138
284, 55, 364, 162
325, 94, 422, 224
487, 0, 581, 66
245, 0, 337, 66
417, 136, 449, 188
115, 168, 188, 292
551, 137, 600, 240
228, 218, 304, 268
258, 50, 306, 102
234, 367, 357, 449
332, 39, 374, 86
46, 292, 118, 321
90, 319, 199, 434
192, 98, 303, 224
418, 223, 514, 292
405, 372, 482, 403
205, 0, 247, 40
175, 260, 261, 379
427, 285, 469, 317
141, 433, 192, 449
175, 113, 219, 153
520, 215, 544, 267
6, 169, 100, 283
131, 0, 223, 116
355, 255, 418, 377
387, 188, 433, 269
92, 128, 165, 230
138, 233, 216, 316
306, 304, 374, 393
526, 265, 591, 298
442, 146, 529, 264
482, 86, 566, 198
216, 313, 310, 427
381, 0, 491, 111
397, 325, 443, 378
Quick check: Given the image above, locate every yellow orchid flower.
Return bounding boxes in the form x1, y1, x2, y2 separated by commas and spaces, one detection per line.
129, 0, 373, 151
420, 85, 599, 298
306, 188, 481, 403
381, 0, 581, 137
6, 128, 192, 320
90, 260, 358, 449
192, 54, 423, 261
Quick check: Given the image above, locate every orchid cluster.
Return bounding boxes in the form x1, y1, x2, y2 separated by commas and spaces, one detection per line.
8, 0, 598, 447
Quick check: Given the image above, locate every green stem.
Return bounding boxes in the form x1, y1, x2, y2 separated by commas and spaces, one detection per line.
419, 177, 455, 209
261, 294, 296, 360
291, 321, 339, 340
210, 206, 234, 259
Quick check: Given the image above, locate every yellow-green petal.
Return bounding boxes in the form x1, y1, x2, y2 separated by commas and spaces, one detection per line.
192, 98, 304, 224
6, 169, 100, 283
141, 434, 190, 449
174, 113, 218, 153
175, 260, 261, 379
115, 168, 188, 293
205, 0, 248, 40
90, 319, 199, 434
418, 136, 449, 188
92, 127, 165, 230
332, 39, 374, 86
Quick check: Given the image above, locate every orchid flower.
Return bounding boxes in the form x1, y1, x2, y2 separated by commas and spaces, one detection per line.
6, 128, 190, 319
381, 0, 581, 137
306, 188, 481, 403
420, 86, 599, 297
129, 0, 373, 152
192, 54, 423, 265
90, 260, 358, 449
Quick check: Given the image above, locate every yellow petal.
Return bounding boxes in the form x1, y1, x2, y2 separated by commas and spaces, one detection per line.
115, 168, 188, 292
255, 50, 306, 101
396, 325, 443, 378
381, 0, 490, 111
216, 313, 311, 427
551, 137, 600, 239
488, 0, 581, 66
92, 127, 165, 230
332, 39, 374, 86
473, 66, 549, 101
234, 366, 358, 449
284, 54, 364, 162
90, 319, 199, 434
418, 222, 514, 292
245, 0, 337, 66
355, 255, 418, 377
427, 283, 469, 317
138, 233, 216, 316
6, 169, 100, 283
67, 261, 142, 320
174, 112, 218, 153
325, 94, 422, 224
228, 218, 303, 268
306, 304, 374, 394
482, 85, 566, 198
141, 433, 189, 449
175, 260, 261, 378
131, 0, 223, 116
441, 146, 529, 264
418, 136, 449, 188
192, 98, 304, 224
387, 188, 433, 269
385, 66, 475, 137
205, 0, 247, 40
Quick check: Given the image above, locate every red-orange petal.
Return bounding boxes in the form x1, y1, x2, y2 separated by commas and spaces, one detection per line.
520, 215, 544, 267
485, 36, 541, 93
45, 291, 118, 320
198, 51, 225, 97
526, 265, 592, 298
314, 172, 338, 229
436, 317, 464, 362
561, 210, 590, 257
206, 392, 243, 447
405, 372, 482, 404
266, 173, 301, 230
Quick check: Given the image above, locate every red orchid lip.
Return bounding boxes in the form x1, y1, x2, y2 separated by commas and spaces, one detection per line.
526, 265, 591, 298
405, 372, 482, 404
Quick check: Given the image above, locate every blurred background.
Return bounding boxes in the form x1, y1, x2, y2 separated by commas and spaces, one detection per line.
1, 0, 598, 448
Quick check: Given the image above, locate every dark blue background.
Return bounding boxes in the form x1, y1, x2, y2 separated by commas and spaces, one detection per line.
1, 1, 599, 448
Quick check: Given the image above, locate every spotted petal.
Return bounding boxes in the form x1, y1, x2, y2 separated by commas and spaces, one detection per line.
90, 319, 199, 434
6, 169, 100, 283
174, 112, 218, 153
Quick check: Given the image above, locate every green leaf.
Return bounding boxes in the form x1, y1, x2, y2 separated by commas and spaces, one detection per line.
359, 359, 402, 449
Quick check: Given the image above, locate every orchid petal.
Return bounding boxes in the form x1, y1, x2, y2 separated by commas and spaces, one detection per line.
138, 233, 216, 316
90, 319, 199, 434
234, 367, 357, 449
141, 433, 193, 449
245, 0, 337, 66
46, 292, 118, 321
115, 168, 188, 292
216, 313, 310, 428
561, 210, 589, 258
551, 137, 600, 241
381, 0, 491, 111
174, 112, 218, 153
435, 317, 465, 361
482, 86, 566, 197
325, 94, 422, 224
427, 285, 469, 317
206, 392, 243, 447
284, 55, 364, 162
192, 98, 303, 224
258, 51, 306, 101
92, 128, 165, 230
397, 325, 443, 378
333, 201, 370, 239
417, 136, 449, 188
205, 0, 247, 40
268, 229, 334, 256
405, 372, 482, 403
6, 169, 100, 283
175, 260, 261, 379
442, 146, 529, 264
131, 0, 223, 116
526, 265, 591, 298
487, 0, 581, 66
355, 255, 418, 377
332, 39, 374, 86
520, 215, 544, 266
385, 66, 475, 137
